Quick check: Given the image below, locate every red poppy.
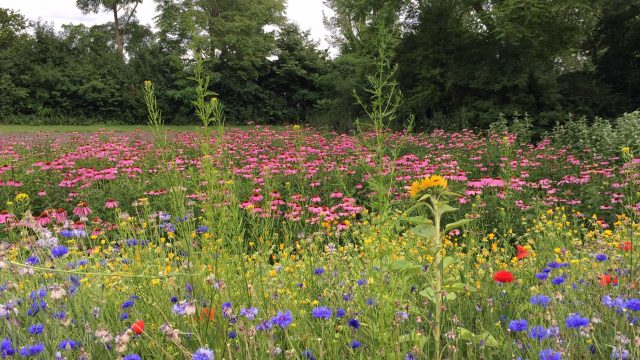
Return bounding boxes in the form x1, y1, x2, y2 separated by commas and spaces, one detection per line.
131, 320, 145, 335
599, 274, 619, 287
199, 307, 215, 321
619, 241, 632, 251
493, 270, 515, 283
516, 245, 530, 260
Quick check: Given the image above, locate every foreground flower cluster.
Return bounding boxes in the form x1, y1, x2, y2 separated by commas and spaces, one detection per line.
0, 127, 638, 359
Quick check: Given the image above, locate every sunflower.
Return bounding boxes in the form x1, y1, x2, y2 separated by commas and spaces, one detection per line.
409, 175, 448, 198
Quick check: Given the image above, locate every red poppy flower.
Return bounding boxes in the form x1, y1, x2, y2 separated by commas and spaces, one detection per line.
619, 241, 632, 251
131, 320, 145, 335
599, 274, 619, 286
516, 245, 530, 260
493, 270, 515, 283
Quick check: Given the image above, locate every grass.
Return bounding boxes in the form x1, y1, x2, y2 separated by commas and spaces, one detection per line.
0, 124, 201, 134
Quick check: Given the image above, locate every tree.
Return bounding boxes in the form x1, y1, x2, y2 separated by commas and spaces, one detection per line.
76, 0, 142, 58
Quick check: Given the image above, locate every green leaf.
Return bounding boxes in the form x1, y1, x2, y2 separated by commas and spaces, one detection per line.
403, 216, 432, 225
388, 260, 423, 275
419, 287, 435, 301
442, 191, 463, 197
412, 223, 436, 238
417, 193, 431, 202
445, 218, 474, 232
445, 292, 457, 301
439, 204, 459, 215
441, 256, 459, 270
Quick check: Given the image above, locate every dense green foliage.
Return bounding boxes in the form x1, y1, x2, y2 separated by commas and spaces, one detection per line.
1, 0, 640, 129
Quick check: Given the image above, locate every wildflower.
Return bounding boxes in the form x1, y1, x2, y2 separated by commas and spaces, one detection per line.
535, 273, 549, 280
539, 349, 561, 360
18, 343, 44, 357
611, 347, 630, 359
1, 338, 15, 357
239, 307, 258, 320
508, 319, 528, 332
595, 254, 608, 262
348, 318, 360, 330
314, 267, 325, 275
28, 324, 44, 335
73, 202, 92, 218
516, 245, 530, 260
311, 306, 332, 320
551, 276, 565, 285
493, 270, 515, 283
530, 295, 551, 308
619, 242, 632, 251
51, 245, 69, 258
271, 310, 293, 328
119, 313, 129, 320
565, 313, 589, 328
350, 340, 361, 349
409, 175, 448, 197
58, 340, 79, 350
15, 193, 29, 202
104, 199, 119, 209
199, 307, 215, 321
131, 320, 145, 335
121, 299, 134, 309
123, 354, 142, 360
600, 274, 619, 286
193, 348, 215, 360
529, 326, 550, 340
228, 331, 237, 339
336, 308, 346, 318
302, 350, 316, 360
624, 299, 640, 311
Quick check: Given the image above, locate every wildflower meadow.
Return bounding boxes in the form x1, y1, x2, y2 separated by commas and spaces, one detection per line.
1, 101, 639, 360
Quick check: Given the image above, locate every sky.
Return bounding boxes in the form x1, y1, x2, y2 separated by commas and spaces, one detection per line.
0, 0, 333, 49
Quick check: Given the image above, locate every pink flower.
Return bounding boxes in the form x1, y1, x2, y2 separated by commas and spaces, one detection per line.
37, 211, 51, 226
104, 199, 119, 209
0, 210, 13, 224
52, 208, 67, 223
73, 202, 92, 218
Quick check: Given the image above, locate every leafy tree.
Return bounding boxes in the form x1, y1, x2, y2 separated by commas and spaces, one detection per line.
76, 0, 142, 58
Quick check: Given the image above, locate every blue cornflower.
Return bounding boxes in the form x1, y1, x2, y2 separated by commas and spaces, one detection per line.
271, 310, 293, 328
52, 311, 66, 319
595, 254, 608, 262
336, 308, 346, 318
228, 331, 237, 339
196, 226, 209, 234
239, 307, 259, 320
51, 245, 68, 258
624, 299, 640, 311
343, 293, 352, 302
76, 259, 88, 266
59, 229, 74, 238
535, 273, 549, 280
123, 354, 142, 360
311, 306, 332, 320
1, 338, 14, 357
547, 262, 561, 269
539, 349, 561, 360
121, 300, 135, 309
170, 296, 178, 303
528, 326, 550, 340
351, 340, 361, 349
611, 347, 630, 359
366, 298, 375, 306
302, 350, 315, 360
28, 324, 43, 335
348, 318, 360, 329
357, 279, 367, 286
508, 319, 528, 332
566, 313, 589, 328
119, 313, 129, 320
405, 352, 417, 360
29, 289, 46, 300
18, 343, 44, 357
314, 267, 325, 275
551, 276, 565, 285
25, 256, 39, 265
602, 295, 625, 308
542, 268, 552, 273
58, 339, 79, 350
530, 295, 551, 308
192, 347, 215, 360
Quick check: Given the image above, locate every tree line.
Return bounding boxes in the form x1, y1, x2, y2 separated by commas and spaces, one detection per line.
1, 0, 639, 131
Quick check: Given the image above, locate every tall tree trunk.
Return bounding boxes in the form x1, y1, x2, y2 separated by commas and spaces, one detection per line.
112, 6, 124, 58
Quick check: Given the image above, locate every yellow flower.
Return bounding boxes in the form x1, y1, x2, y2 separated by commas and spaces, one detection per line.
409, 175, 448, 198
144, 80, 152, 87
15, 193, 29, 202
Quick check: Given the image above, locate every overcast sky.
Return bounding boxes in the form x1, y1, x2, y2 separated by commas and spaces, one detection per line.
0, 0, 333, 49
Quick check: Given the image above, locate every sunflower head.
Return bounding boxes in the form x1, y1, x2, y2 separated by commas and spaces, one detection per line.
409, 175, 448, 198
